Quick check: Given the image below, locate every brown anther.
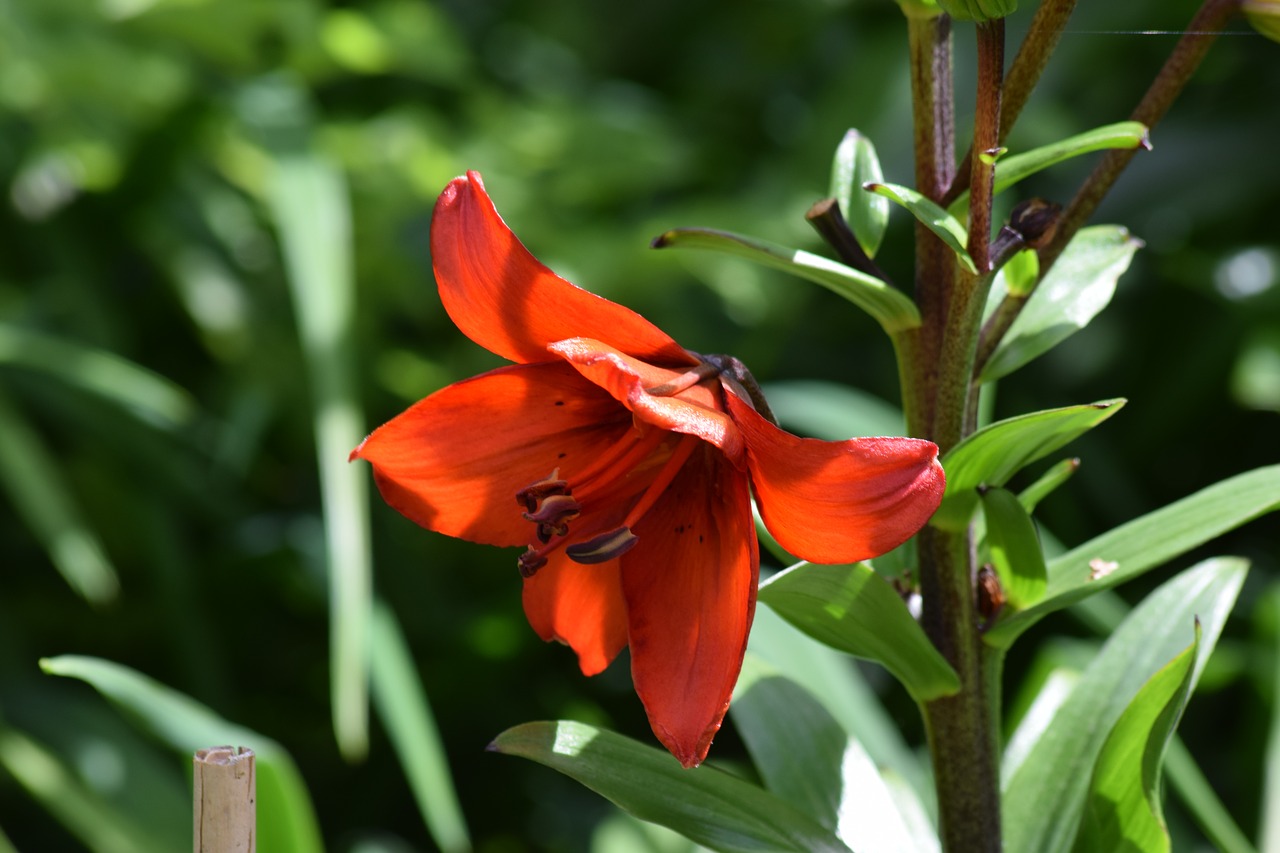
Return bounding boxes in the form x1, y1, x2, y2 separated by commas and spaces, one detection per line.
516, 468, 571, 512
522, 494, 582, 525
535, 521, 570, 543
566, 526, 639, 564
518, 548, 549, 578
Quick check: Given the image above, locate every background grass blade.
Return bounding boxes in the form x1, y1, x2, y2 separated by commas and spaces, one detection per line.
0, 727, 172, 853
40, 655, 324, 853
267, 148, 372, 762
370, 601, 471, 853
0, 386, 119, 604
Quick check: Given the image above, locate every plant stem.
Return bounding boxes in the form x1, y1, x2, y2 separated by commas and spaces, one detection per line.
946, 0, 1078, 204
918, 525, 1001, 853
901, 13, 1003, 853
903, 14, 955, 441
1038, 0, 1242, 272
967, 20, 1004, 274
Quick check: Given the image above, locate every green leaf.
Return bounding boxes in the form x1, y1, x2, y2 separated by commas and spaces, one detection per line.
0, 726, 171, 853
863, 182, 977, 273
1002, 557, 1246, 853
0, 387, 120, 604
651, 227, 920, 333
829, 130, 889, 258
1265, 585, 1280, 853
980, 226, 1143, 383
268, 147, 372, 762
1071, 630, 1199, 853
731, 657, 936, 852
979, 486, 1048, 608
1016, 458, 1080, 514
757, 562, 960, 701
369, 601, 471, 853
1000, 248, 1040, 298
490, 720, 851, 853
39, 655, 324, 853
932, 399, 1125, 531
746, 604, 931, 805
987, 465, 1280, 648
948, 122, 1150, 216
0, 324, 196, 429
761, 379, 906, 440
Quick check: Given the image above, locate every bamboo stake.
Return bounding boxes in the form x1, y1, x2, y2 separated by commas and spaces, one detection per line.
193, 746, 256, 853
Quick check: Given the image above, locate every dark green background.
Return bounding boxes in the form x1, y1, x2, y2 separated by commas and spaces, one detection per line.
1, 0, 1277, 850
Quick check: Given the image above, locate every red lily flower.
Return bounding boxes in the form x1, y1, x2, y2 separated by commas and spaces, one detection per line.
352, 171, 945, 768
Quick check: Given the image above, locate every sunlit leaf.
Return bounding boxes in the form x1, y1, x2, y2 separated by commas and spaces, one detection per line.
948, 122, 1150, 216
980, 226, 1143, 383
369, 602, 471, 853
491, 720, 851, 852
987, 465, 1280, 648
732, 657, 934, 853
829, 130, 889, 258
979, 485, 1048, 609
1071, 630, 1198, 853
1002, 557, 1246, 853
758, 562, 960, 702
746, 605, 931, 804
932, 399, 1125, 531
863, 182, 976, 273
40, 655, 323, 853
650, 227, 921, 333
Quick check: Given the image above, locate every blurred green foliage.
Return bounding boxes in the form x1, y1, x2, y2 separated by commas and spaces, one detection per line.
0, 0, 1276, 850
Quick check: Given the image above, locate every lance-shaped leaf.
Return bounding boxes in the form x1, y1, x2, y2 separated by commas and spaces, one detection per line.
932, 399, 1125, 531
757, 562, 960, 701
948, 122, 1150, 216
651, 227, 920, 333
863, 182, 977, 273
490, 721, 851, 853
980, 485, 1048, 609
746, 604, 929, 804
732, 657, 937, 853
1071, 628, 1199, 853
829, 130, 889, 258
40, 655, 323, 853
980, 226, 1143, 382
1002, 557, 1245, 853
987, 464, 1280, 648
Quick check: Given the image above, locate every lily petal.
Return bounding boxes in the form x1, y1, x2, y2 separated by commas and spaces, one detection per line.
352, 362, 632, 547
726, 391, 945, 564
622, 444, 757, 768
522, 552, 629, 677
433, 172, 694, 367
550, 337, 746, 465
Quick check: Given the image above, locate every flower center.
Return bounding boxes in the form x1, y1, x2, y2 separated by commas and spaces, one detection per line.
512, 358, 736, 578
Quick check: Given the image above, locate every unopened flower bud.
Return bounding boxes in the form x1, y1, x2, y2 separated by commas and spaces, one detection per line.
935, 0, 1017, 21
1244, 0, 1280, 42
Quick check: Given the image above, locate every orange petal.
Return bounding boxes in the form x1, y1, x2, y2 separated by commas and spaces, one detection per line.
549, 338, 745, 466
727, 391, 945, 564
522, 552, 628, 676
352, 362, 631, 547
622, 444, 757, 768
432, 172, 694, 367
